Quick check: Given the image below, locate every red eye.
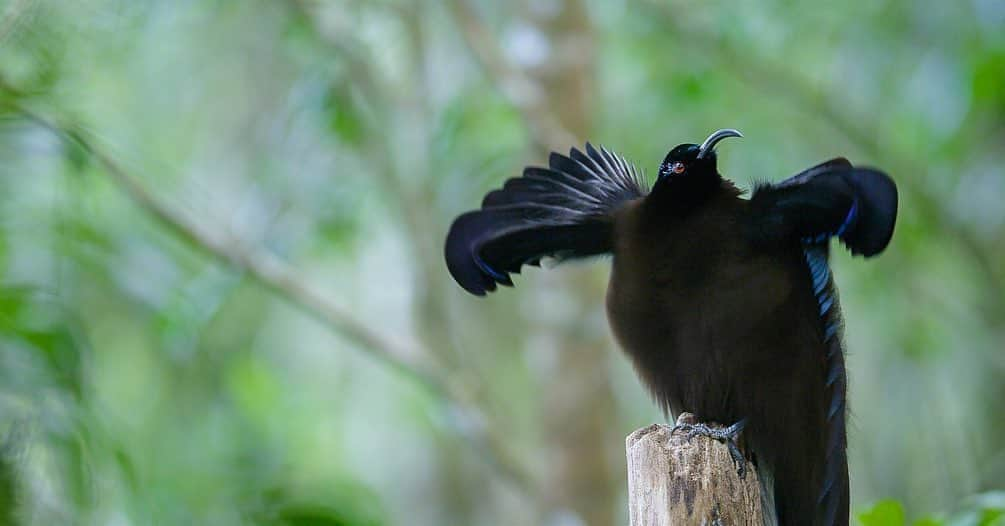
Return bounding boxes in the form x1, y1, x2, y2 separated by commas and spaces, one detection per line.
672, 162, 686, 174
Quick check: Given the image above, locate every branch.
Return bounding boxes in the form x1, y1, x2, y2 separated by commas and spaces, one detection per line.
7, 102, 539, 495
49, 117, 440, 389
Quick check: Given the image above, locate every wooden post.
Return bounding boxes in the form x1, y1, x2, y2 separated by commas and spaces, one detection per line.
626, 413, 766, 525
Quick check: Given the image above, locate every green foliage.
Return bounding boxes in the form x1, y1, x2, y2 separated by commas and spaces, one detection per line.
324, 86, 366, 147
252, 483, 387, 526
857, 494, 1005, 526
860, 500, 907, 526
0, 287, 84, 398
971, 51, 1005, 119
946, 492, 1005, 526
0, 285, 91, 522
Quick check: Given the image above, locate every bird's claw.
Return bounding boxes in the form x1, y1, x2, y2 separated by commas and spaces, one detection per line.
671, 419, 748, 479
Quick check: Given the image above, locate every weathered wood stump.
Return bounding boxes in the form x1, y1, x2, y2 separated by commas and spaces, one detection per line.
626, 413, 766, 525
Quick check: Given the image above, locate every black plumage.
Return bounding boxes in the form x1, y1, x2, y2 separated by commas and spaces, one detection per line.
444, 130, 898, 526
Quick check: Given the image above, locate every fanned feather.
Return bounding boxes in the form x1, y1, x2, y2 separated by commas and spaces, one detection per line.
445, 143, 647, 295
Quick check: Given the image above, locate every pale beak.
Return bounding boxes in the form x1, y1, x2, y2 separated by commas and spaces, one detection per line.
697, 129, 743, 159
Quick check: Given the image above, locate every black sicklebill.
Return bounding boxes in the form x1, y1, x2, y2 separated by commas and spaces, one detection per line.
444, 129, 898, 526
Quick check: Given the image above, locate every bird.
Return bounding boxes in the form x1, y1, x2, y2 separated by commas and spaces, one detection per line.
443, 129, 898, 526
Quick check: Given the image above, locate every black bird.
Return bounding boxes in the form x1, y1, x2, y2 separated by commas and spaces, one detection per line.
444, 129, 897, 526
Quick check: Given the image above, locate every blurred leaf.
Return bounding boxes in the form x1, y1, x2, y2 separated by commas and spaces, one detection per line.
432, 89, 524, 173
275, 504, 363, 526
973, 492, 1005, 526
860, 500, 907, 526
316, 215, 358, 251
944, 492, 1005, 526
324, 87, 365, 146
254, 482, 387, 526
972, 51, 1005, 117
986, 513, 1005, 526
227, 354, 281, 417
0, 287, 84, 399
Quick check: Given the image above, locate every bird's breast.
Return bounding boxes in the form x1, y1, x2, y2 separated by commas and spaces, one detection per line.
605, 200, 804, 412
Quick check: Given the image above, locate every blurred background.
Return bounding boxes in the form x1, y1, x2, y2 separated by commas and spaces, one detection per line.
0, 0, 1002, 524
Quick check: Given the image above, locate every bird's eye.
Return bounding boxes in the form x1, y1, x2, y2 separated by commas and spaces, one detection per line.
672, 162, 686, 174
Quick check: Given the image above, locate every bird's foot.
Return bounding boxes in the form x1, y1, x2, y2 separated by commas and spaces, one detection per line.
672, 418, 748, 479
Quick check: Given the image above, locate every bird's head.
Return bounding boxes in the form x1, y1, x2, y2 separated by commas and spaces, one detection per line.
657, 128, 743, 181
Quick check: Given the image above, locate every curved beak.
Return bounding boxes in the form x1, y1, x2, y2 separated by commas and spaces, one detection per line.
697, 128, 743, 159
